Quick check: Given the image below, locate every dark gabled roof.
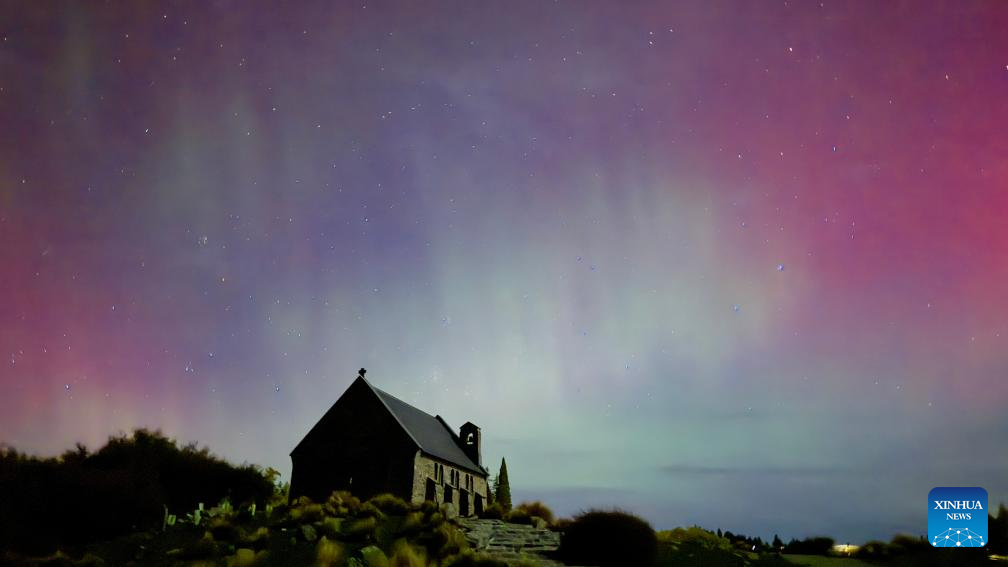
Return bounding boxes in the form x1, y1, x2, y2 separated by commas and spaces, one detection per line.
367, 379, 487, 477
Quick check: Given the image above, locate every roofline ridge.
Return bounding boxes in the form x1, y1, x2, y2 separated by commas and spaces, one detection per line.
360, 375, 425, 452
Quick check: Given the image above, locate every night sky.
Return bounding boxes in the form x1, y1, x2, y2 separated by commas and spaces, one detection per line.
2, 1, 1007, 543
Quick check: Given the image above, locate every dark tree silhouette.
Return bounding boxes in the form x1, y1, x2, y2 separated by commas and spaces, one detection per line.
494, 457, 512, 512
0, 429, 273, 554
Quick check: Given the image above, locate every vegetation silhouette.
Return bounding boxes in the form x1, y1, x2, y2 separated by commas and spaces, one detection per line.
0, 429, 273, 554
492, 457, 511, 512
558, 509, 658, 567
3, 432, 1006, 566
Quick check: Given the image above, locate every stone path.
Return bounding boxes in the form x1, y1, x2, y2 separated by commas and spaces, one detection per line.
456, 518, 568, 566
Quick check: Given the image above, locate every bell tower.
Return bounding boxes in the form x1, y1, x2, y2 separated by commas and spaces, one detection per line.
459, 421, 481, 467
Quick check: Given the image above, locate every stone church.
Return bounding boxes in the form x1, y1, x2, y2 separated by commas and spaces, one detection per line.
289, 369, 489, 516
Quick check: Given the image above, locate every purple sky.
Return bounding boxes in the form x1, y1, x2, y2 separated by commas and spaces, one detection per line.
2, 1, 1007, 543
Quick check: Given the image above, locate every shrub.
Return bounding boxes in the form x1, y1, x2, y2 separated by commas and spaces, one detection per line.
345, 516, 380, 540
327, 491, 362, 516
782, 536, 834, 555
505, 509, 532, 525
0, 430, 274, 554
399, 511, 425, 534
854, 540, 890, 561
559, 509, 658, 567
358, 501, 386, 520
417, 524, 468, 560
370, 493, 412, 515
418, 500, 438, 515
658, 526, 732, 551
209, 517, 242, 542
657, 527, 743, 567
316, 536, 346, 566
389, 540, 429, 567
361, 545, 389, 567
550, 517, 571, 532
226, 548, 257, 567
889, 534, 931, 553
242, 526, 271, 550
318, 517, 344, 539
166, 532, 219, 560
479, 502, 504, 520
290, 502, 324, 523
514, 501, 554, 524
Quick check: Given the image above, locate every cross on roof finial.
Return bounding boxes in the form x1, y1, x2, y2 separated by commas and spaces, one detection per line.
358, 368, 367, 378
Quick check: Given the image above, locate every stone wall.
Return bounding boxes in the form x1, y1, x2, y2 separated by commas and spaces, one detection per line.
411, 451, 489, 515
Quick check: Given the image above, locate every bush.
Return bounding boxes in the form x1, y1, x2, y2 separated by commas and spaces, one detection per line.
369, 493, 412, 515
417, 524, 468, 561
559, 509, 658, 567
504, 508, 532, 525
389, 540, 428, 567
657, 527, 743, 567
479, 502, 504, 520
208, 517, 241, 542
318, 517, 344, 539
290, 501, 324, 524
399, 511, 424, 534
514, 501, 554, 524
326, 490, 362, 516
345, 516, 380, 540
658, 527, 732, 551
854, 535, 989, 567
358, 501, 386, 520
854, 540, 891, 561
166, 531, 219, 560
0, 430, 274, 554
361, 545, 389, 567
241, 526, 271, 550
551, 517, 571, 532
316, 536, 346, 567
782, 536, 834, 555
226, 547, 259, 567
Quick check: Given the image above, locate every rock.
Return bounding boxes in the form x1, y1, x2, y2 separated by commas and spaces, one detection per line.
301, 523, 317, 542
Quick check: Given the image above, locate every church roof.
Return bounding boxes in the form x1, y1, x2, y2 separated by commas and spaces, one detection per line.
367, 379, 487, 476
291, 374, 486, 477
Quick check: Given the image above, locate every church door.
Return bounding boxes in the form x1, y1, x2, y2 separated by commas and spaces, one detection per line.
425, 478, 436, 501
460, 489, 470, 516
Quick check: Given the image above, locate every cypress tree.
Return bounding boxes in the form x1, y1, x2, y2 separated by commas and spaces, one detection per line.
496, 457, 512, 512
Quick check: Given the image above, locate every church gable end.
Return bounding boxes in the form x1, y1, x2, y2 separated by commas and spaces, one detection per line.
289, 375, 417, 502
289, 369, 488, 514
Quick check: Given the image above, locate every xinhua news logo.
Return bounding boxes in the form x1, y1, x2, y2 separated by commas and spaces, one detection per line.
928, 487, 987, 548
